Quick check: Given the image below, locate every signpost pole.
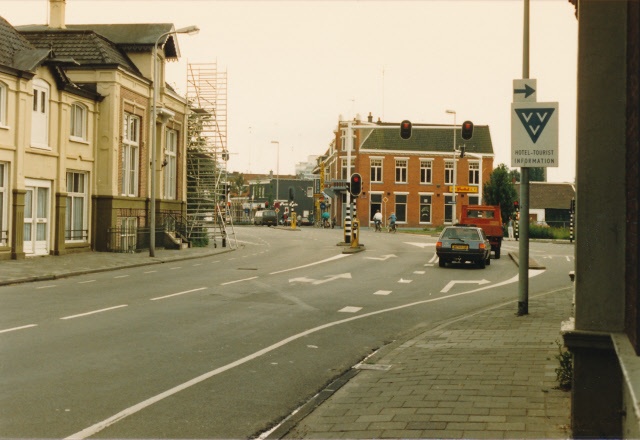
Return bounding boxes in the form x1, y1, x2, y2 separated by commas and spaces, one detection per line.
518, 0, 530, 315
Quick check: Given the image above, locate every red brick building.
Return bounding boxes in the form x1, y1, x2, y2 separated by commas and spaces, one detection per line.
319, 115, 495, 228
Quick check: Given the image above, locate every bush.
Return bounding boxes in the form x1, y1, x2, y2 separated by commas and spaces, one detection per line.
555, 340, 572, 391
529, 224, 571, 240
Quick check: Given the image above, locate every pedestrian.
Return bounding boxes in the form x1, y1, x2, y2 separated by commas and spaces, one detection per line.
508, 216, 515, 240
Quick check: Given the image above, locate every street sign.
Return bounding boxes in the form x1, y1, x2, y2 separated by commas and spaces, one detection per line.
320, 202, 326, 210
511, 101, 559, 168
513, 79, 537, 102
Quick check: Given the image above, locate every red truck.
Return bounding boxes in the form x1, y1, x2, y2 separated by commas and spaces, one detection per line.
460, 205, 504, 259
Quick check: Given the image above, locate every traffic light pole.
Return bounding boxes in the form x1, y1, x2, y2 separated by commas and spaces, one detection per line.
518, 0, 530, 316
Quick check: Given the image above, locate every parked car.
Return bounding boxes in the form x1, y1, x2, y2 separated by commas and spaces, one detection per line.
254, 210, 278, 226
299, 217, 311, 226
436, 225, 491, 268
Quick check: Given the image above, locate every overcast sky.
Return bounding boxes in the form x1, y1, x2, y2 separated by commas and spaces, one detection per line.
2, 0, 578, 182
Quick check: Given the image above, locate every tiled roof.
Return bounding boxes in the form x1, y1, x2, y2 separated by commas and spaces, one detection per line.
20, 30, 141, 75
360, 124, 494, 155
515, 182, 575, 210
17, 24, 179, 58
0, 15, 39, 70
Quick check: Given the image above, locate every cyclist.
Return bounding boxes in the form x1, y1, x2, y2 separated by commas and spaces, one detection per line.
372, 210, 383, 232
388, 212, 397, 233
321, 211, 331, 228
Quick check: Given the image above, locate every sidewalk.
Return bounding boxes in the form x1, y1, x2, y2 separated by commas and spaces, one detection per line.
279, 288, 573, 439
0, 245, 233, 286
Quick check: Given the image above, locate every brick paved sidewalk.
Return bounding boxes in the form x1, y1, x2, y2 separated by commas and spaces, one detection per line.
284, 289, 573, 439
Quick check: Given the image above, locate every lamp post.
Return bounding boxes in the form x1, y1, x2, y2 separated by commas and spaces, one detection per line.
150, 25, 199, 257
445, 109, 457, 224
270, 141, 280, 203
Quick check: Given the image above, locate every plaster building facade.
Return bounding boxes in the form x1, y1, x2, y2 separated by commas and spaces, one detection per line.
318, 114, 495, 228
0, 0, 191, 259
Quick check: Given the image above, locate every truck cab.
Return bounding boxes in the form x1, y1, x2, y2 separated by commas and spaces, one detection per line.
460, 205, 504, 259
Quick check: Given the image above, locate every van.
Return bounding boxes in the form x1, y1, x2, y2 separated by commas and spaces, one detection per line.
254, 209, 278, 226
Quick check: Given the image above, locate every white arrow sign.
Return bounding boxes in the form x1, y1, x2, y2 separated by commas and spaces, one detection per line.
441, 279, 490, 293
365, 254, 397, 261
289, 273, 352, 285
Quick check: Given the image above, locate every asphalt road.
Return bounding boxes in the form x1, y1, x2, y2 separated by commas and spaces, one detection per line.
0, 226, 574, 439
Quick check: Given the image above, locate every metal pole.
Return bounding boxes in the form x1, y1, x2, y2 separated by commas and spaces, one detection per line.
150, 40, 159, 258
452, 113, 457, 224
518, 0, 530, 315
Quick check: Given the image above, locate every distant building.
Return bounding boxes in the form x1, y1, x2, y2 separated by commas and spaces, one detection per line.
316, 114, 495, 228
295, 155, 319, 179
515, 182, 575, 227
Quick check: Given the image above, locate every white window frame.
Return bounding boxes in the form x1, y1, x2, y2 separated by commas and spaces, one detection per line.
370, 158, 383, 183
341, 157, 355, 180
0, 82, 7, 128
0, 162, 7, 246
65, 171, 88, 242
395, 158, 408, 183
419, 193, 433, 224
70, 103, 88, 142
31, 79, 50, 149
445, 160, 455, 185
340, 128, 356, 152
420, 159, 432, 184
164, 129, 177, 199
122, 113, 140, 197
469, 161, 480, 185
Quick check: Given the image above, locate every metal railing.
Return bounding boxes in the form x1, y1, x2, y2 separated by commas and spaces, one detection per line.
65, 229, 89, 241
106, 226, 166, 253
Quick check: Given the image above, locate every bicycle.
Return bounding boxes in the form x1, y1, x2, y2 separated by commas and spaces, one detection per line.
374, 220, 382, 232
388, 222, 396, 233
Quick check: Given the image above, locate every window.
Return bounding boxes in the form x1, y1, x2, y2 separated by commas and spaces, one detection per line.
370, 158, 382, 182
0, 82, 6, 127
164, 129, 177, 199
395, 194, 407, 222
31, 80, 49, 148
419, 195, 432, 223
0, 162, 6, 246
444, 195, 454, 223
445, 161, 455, 185
370, 193, 382, 223
70, 103, 87, 141
395, 159, 408, 183
468, 195, 480, 206
341, 157, 355, 180
469, 162, 480, 185
122, 113, 140, 197
340, 129, 355, 152
420, 160, 432, 184
66, 171, 87, 241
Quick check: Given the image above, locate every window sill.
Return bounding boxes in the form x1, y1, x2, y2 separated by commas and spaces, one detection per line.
0, 124, 9, 131
420, 182, 433, 185
70, 137, 90, 145
394, 182, 409, 185
30, 143, 52, 151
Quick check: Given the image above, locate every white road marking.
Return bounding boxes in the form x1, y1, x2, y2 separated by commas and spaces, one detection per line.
220, 277, 258, 286
144, 271, 157, 274
413, 271, 425, 275
192, 263, 202, 267
65, 269, 546, 440
169, 267, 182, 270
405, 242, 436, 248
36, 285, 56, 289
289, 273, 351, 285
78, 280, 96, 284
374, 290, 392, 296
365, 254, 397, 261
424, 264, 434, 267
60, 305, 128, 320
0, 324, 37, 334
114, 275, 129, 279
339, 306, 362, 313
566, 256, 571, 262
441, 279, 491, 293
398, 279, 412, 284
270, 254, 351, 275
429, 253, 438, 264
150, 287, 207, 301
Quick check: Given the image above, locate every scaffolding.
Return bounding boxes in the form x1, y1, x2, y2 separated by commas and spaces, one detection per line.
186, 62, 236, 248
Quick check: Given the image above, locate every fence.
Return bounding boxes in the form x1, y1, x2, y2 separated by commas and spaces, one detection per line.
106, 226, 167, 253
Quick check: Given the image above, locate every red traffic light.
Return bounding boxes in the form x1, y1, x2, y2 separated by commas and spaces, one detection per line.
400, 120, 412, 140
461, 120, 474, 141
349, 173, 362, 196
353, 176, 360, 182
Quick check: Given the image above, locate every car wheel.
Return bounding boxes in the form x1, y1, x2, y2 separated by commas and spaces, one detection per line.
439, 258, 446, 267
478, 258, 486, 269
486, 256, 491, 266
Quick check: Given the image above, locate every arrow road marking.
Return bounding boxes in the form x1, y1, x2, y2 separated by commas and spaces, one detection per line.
289, 273, 352, 285
365, 254, 397, 261
441, 279, 491, 293
405, 242, 436, 248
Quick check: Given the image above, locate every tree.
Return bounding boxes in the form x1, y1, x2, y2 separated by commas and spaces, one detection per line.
483, 164, 518, 224
529, 167, 546, 182
230, 173, 247, 197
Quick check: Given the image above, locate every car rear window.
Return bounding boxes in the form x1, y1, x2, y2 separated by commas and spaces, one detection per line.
442, 228, 480, 240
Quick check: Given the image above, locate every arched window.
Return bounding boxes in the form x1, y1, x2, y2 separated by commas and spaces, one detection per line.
70, 103, 87, 141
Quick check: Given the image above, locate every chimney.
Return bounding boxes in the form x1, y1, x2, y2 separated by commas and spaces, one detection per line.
367, 112, 373, 123
49, 0, 66, 29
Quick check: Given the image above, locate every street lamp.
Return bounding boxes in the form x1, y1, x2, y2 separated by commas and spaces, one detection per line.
270, 141, 280, 204
150, 25, 199, 257
445, 109, 457, 224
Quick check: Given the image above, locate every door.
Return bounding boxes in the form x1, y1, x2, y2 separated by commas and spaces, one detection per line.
24, 179, 51, 256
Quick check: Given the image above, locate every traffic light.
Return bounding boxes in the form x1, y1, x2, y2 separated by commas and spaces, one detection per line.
350, 173, 362, 196
514, 200, 519, 212
461, 121, 474, 140
400, 120, 412, 140
289, 187, 295, 202
570, 198, 575, 213
265, 202, 269, 208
